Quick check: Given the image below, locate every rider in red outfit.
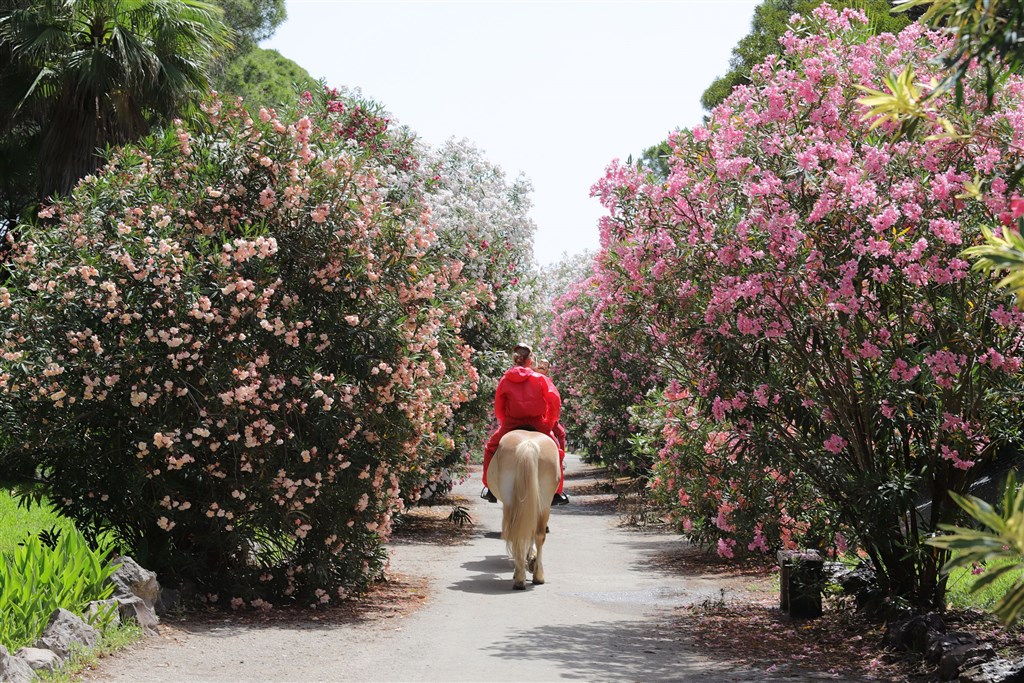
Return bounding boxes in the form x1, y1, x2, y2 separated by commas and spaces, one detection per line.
481, 343, 569, 506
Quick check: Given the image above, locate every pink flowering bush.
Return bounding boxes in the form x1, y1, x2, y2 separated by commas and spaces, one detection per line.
641, 386, 830, 558
529, 250, 595, 345
0, 88, 481, 604
548, 272, 662, 473
590, 6, 1024, 605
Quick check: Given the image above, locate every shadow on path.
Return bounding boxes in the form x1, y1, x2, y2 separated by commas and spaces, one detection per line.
483, 617, 818, 682
446, 554, 530, 595
549, 495, 617, 517
462, 555, 512, 574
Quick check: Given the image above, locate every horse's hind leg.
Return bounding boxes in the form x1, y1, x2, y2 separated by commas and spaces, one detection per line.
513, 559, 527, 590
531, 514, 549, 585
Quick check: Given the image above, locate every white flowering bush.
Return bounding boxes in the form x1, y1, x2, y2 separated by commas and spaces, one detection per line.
0, 88, 481, 604
424, 139, 537, 469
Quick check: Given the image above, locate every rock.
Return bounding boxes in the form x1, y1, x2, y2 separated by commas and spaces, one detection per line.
108, 556, 160, 611
835, 562, 877, 595
14, 647, 61, 673
883, 611, 945, 652
108, 556, 160, 633
959, 657, 1024, 683
116, 595, 160, 635
927, 631, 979, 665
33, 607, 99, 659
941, 643, 996, 680
0, 645, 34, 683
85, 598, 122, 627
155, 586, 180, 616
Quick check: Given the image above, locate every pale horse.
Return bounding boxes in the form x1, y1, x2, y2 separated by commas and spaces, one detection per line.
485, 429, 561, 590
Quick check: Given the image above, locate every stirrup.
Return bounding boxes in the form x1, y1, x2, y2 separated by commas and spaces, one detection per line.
552, 492, 569, 506
481, 487, 497, 503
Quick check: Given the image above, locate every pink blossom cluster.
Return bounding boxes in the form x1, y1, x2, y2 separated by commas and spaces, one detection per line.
643, 392, 822, 557
547, 271, 663, 472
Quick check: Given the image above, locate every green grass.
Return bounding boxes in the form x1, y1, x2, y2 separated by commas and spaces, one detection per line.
0, 490, 77, 558
827, 552, 1023, 614
946, 557, 1024, 611
36, 623, 144, 683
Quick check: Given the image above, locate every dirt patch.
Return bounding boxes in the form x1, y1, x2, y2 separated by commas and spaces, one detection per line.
148, 502, 476, 636
639, 542, 779, 580
669, 597, 1024, 681
626, 538, 919, 680
157, 571, 432, 636
390, 496, 477, 546
622, 530, 1024, 682
565, 480, 616, 496
563, 465, 613, 481
669, 599, 916, 681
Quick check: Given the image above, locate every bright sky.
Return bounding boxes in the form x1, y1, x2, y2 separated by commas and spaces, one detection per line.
264, 0, 760, 265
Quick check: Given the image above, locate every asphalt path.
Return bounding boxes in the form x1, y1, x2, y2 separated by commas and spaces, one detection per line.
86, 454, 852, 682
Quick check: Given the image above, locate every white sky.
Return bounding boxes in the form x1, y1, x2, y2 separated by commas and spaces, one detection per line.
264, 0, 760, 265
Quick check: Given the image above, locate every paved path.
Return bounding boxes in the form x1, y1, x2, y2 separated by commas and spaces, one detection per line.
86, 455, 848, 682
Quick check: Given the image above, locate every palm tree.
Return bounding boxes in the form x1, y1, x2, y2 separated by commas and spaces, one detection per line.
0, 0, 229, 199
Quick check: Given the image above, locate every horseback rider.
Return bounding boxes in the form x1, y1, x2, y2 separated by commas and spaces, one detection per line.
481, 343, 570, 506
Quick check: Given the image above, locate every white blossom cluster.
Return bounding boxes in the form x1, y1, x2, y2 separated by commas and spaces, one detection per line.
424, 138, 537, 331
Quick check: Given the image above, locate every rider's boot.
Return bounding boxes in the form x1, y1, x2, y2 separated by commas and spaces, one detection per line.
552, 491, 569, 506
480, 487, 498, 503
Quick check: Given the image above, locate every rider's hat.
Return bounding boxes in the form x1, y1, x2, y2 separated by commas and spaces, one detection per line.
512, 342, 532, 356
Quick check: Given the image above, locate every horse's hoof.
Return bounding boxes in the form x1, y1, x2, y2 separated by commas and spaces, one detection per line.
532, 577, 545, 585
513, 582, 526, 591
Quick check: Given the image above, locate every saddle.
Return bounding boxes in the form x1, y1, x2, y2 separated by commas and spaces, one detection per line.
512, 424, 542, 433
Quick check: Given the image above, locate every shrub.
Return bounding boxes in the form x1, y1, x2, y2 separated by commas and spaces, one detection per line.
588, 6, 1024, 605
643, 387, 831, 558
0, 88, 480, 604
548, 274, 661, 472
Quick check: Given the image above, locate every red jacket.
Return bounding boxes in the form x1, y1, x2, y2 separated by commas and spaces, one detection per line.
495, 366, 561, 434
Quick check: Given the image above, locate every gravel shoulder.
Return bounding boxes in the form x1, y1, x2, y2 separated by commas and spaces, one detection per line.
83, 454, 857, 682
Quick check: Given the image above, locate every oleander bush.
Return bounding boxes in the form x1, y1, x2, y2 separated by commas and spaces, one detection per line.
421, 139, 537, 483
0, 88, 482, 605
554, 5, 1024, 605
548, 273, 661, 472
641, 387, 831, 557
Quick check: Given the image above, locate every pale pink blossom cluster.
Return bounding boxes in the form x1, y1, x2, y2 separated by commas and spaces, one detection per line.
0, 87, 500, 603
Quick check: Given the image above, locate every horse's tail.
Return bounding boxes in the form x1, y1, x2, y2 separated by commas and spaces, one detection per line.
503, 438, 541, 564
